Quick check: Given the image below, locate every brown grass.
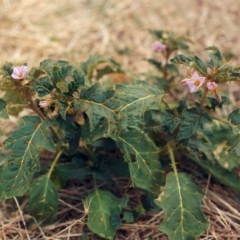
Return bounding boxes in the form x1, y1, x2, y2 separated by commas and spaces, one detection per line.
1, 0, 240, 239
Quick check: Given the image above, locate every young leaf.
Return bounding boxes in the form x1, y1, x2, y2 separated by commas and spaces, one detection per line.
85, 190, 127, 240
2, 116, 55, 198
31, 59, 85, 97
155, 172, 208, 240
28, 174, 58, 224
116, 129, 164, 195
206, 46, 224, 69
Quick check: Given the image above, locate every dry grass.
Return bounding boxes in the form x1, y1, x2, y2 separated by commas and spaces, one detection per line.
1, 0, 240, 239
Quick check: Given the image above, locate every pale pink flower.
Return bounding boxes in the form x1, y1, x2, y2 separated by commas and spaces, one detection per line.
39, 100, 49, 108
182, 71, 206, 93
11, 66, 28, 80
151, 41, 167, 53
206, 82, 218, 91
206, 81, 222, 102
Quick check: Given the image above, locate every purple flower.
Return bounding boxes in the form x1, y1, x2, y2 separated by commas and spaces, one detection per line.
206, 81, 222, 102
39, 100, 49, 108
11, 66, 28, 80
206, 82, 218, 90
151, 41, 167, 53
181, 71, 206, 93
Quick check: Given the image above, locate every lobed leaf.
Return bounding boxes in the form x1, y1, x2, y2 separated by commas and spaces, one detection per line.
75, 80, 164, 133
116, 80, 164, 128
2, 116, 55, 198
75, 82, 119, 132
85, 190, 127, 240
116, 129, 164, 195
155, 172, 208, 240
28, 174, 58, 224
177, 107, 212, 140
171, 55, 208, 75
31, 59, 85, 97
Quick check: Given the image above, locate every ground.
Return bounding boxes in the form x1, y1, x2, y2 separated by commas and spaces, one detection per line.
1, 0, 240, 239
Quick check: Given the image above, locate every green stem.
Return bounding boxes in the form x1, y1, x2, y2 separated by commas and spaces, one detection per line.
200, 87, 208, 107
167, 143, 178, 176
47, 148, 64, 179
81, 142, 98, 189
161, 97, 171, 110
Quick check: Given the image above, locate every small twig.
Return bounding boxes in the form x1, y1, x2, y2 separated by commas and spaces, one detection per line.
205, 173, 211, 194
13, 197, 31, 240
26, 92, 45, 120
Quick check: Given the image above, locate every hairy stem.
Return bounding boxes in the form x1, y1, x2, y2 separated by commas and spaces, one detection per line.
47, 148, 65, 179
167, 143, 178, 176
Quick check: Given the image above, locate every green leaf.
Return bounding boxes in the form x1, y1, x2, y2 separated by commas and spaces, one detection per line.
171, 55, 208, 75
185, 136, 240, 189
31, 59, 85, 97
28, 174, 58, 224
80, 55, 123, 80
149, 29, 191, 51
155, 172, 208, 240
170, 54, 194, 67
0, 99, 9, 119
206, 46, 224, 69
57, 115, 81, 153
55, 157, 90, 181
123, 212, 134, 223
116, 129, 164, 195
192, 154, 240, 189
3, 91, 27, 116
145, 58, 162, 70
75, 80, 164, 133
206, 96, 230, 110
194, 56, 208, 75
75, 83, 119, 132
115, 80, 164, 128
86, 190, 126, 240
31, 76, 54, 97
177, 107, 212, 140
2, 116, 55, 198
229, 108, 240, 126
163, 110, 182, 134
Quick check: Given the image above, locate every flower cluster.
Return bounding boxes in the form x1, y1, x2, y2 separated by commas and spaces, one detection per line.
181, 71, 221, 102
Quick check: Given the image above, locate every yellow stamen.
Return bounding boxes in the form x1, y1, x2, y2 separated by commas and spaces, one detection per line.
194, 80, 200, 86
